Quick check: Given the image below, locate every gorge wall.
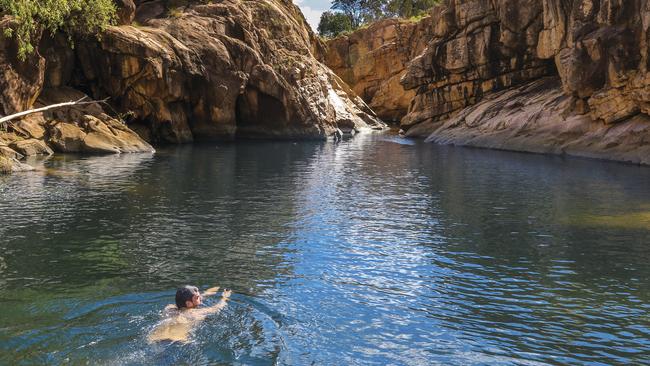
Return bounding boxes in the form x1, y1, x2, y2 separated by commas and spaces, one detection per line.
323, 18, 433, 122
324, 0, 650, 164
1, 0, 384, 173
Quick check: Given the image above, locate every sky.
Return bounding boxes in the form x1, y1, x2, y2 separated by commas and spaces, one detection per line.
294, 0, 331, 32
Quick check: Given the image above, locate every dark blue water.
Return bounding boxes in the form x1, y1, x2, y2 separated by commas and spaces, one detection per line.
1, 133, 649, 365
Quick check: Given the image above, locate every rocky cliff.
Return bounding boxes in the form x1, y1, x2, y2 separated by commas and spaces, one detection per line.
0, 0, 384, 173
323, 18, 432, 122
324, 0, 650, 164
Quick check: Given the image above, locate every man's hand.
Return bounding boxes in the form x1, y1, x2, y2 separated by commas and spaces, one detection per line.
222, 288, 232, 299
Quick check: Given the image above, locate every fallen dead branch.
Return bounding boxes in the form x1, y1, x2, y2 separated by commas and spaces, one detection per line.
0, 97, 110, 125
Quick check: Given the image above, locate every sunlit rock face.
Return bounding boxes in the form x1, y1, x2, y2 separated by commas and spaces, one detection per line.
402, 0, 650, 128
0, 0, 384, 167
400, 0, 556, 129
74, 0, 384, 143
323, 0, 650, 163
323, 18, 433, 123
0, 18, 153, 174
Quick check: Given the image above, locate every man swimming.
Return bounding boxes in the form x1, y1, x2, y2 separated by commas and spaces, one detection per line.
148, 285, 232, 343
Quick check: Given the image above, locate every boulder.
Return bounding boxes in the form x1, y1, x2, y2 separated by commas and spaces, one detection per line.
38, 87, 155, 153
0, 156, 12, 174
80, 115, 155, 153
9, 139, 54, 156
0, 155, 34, 174
10, 114, 47, 139
48, 122, 87, 152
0, 146, 24, 160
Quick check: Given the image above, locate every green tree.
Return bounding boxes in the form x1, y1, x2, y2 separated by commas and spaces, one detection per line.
386, 0, 438, 18
330, 0, 365, 28
317, 11, 353, 38
0, 0, 116, 60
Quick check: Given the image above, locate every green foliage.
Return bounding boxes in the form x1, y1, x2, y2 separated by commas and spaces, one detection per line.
331, 0, 365, 28
321, 0, 438, 35
317, 11, 353, 38
386, 0, 438, 18
0, 0, 116, 60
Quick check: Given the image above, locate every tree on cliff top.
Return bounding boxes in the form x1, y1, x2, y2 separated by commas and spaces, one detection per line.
386, 0, 438, 19
0, 0, 116, 60
317, 11, 353, 38
320, 0, 438, 36
331, 0, 365, 28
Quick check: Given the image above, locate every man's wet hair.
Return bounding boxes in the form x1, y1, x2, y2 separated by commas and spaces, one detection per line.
175, 285, 200, 308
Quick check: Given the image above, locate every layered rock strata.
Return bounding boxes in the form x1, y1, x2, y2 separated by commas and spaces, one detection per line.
324, 18, 433, 122
406, 77, 650, 165
401, 0, 650, 164
0, 0, 385, 173
74, 0, 383, 143
324, 0, 650, 164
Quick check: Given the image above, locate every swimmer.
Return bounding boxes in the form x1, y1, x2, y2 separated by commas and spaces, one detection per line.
148, 285, 232, 343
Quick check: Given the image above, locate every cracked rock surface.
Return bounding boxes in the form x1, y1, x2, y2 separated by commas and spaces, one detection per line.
324, 0, 650, 164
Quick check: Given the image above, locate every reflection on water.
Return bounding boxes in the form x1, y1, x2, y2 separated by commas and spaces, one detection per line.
1, 133, 649, 365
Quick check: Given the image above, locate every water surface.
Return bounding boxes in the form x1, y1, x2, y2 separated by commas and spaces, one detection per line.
1, 133, 649, 365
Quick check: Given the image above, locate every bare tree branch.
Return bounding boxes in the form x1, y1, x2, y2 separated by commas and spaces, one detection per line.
0, 97, 111, 125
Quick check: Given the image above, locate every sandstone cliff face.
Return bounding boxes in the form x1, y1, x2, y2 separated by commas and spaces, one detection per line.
325, 0, 650, 164
400, 0, 650, 164
0, 0, 384, 173
0, 18, 154, 174
74, 0, 383, 143
406, 77, 650, 164
0, 17, 45, 117
400, 0, 556, 128
324, 19, 433, 122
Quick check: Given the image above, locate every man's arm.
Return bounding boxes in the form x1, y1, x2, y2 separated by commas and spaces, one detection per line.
193, 289, 232, 320
203, 286, 220, 297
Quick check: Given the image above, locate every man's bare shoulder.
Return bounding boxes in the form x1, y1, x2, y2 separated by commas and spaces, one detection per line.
163, 304, 179, 316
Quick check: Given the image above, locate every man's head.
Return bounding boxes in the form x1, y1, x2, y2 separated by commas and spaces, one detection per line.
175, 285, 202, 309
